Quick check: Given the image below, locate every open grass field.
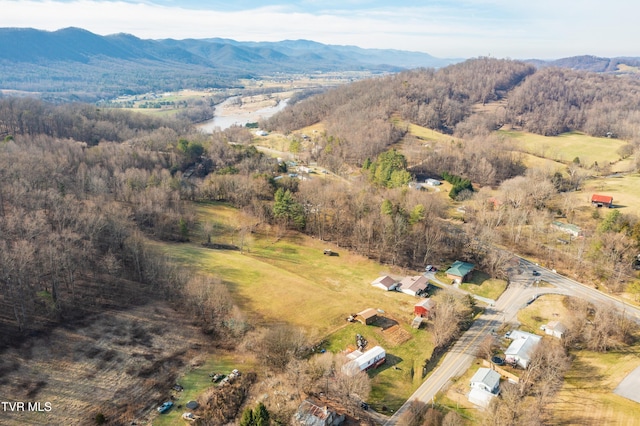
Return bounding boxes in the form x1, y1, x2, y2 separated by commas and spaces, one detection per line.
459, 272, 507, 300
578, 173, 640, 213
498, 130, 627, 166
160, 203, 440, 409
325, 319, 435, 411
402, 120, 460, 145
517, 294, 572, 334
519, 152, 567, 173
550, 348, 640, 425
548, 172, 640, 217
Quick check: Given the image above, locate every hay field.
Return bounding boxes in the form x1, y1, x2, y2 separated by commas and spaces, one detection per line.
166, 204, 419, 334
498, 130, 627, 166
562, 173, 640, 214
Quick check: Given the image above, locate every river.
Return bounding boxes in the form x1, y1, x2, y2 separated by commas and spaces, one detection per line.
197, 97, 289, 132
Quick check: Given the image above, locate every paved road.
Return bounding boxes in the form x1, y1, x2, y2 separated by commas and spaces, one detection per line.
517, 257, 640, 323
384, 257, 640, 425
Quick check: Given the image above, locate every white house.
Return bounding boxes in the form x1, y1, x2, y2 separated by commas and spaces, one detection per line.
470, 368, 501, 394
468, 367, 501, 408
505, 331, 541, 369
371, 275, 398, 291
398, 275, 429, 296
544, 321, 567, 339
425, 178, 441, 186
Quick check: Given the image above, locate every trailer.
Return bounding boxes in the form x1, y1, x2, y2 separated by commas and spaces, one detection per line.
342, 346, 386, 376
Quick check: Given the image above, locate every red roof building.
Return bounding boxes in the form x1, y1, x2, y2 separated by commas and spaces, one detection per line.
591, 194, 613, 208
414, 298, 435, 318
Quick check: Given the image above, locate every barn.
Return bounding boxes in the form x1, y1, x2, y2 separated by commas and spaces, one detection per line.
591, 194, 613, 208
414, 298, 435, 318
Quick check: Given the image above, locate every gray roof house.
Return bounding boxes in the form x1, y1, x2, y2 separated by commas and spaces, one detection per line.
470, 368, 501, 394
468, 367, 501, 408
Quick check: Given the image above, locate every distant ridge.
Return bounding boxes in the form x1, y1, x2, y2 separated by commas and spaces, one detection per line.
526, 55, 640, 74
0, 27, 456, 100
0, 27, 637, 101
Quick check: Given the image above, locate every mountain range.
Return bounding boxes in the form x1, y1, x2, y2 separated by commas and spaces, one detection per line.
0, 27, 638, 102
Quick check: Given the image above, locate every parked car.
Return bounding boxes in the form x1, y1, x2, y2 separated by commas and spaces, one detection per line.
157, 401, 173, 414
182, 412, 196, 421
425, 265, 433, 271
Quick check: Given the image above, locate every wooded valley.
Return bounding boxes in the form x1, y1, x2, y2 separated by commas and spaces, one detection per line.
1, 57, 640, 424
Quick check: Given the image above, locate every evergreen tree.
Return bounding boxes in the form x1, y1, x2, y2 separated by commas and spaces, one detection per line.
255, 402, 270, 426
239, 407, 255, 426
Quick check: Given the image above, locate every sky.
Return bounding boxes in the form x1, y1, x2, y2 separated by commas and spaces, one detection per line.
0, 0, 638, 59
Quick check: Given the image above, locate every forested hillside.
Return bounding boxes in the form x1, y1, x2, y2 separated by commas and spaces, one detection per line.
265, 57, 640, 161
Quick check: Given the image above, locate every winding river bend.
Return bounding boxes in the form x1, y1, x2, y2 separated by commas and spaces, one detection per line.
198, 97, 289, 132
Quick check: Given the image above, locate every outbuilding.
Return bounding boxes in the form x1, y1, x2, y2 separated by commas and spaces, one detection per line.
371, 275, 398, 291
591, 194, 613, 208
355, 308, 378, 325
544, 321, 567, 339
414, 298, 435, 318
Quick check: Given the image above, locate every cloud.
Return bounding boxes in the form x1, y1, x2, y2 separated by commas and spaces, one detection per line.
0, 0, 637, 58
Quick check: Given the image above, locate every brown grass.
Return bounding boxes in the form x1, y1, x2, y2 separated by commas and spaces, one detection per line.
0, 303, 208, 426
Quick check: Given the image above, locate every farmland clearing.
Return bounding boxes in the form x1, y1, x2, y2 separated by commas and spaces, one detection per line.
498, 130, 628, 167
157, 202, 444, 409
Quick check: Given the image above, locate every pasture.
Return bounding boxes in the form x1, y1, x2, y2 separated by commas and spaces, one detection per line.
498, 130, 628, 167
161, 203, 441, 409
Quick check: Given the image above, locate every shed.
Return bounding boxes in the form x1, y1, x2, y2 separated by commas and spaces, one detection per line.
411, 316, 424, 329
552, 221, 582, 237
591, 194, 613, 208
371, 275, 398, 291
470, 368, 501, 394
355, 308, 378, 325
445, 261, 474, 283
398, 275, 429, 296
414, 298, 435, 318
544, 321, 567, 339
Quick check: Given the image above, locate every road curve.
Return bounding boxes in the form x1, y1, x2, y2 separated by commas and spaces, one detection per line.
384, 256, 640, 425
